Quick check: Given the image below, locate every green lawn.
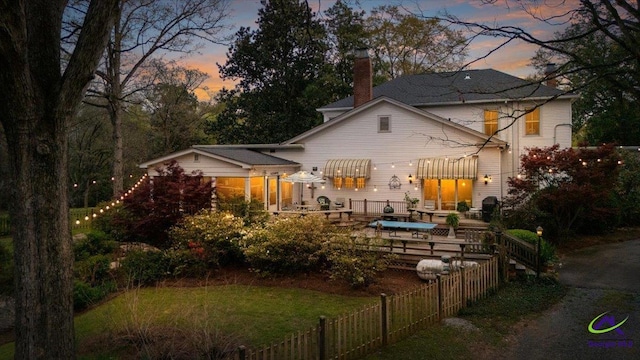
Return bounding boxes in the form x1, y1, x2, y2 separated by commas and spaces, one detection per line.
1, 285, 376, 359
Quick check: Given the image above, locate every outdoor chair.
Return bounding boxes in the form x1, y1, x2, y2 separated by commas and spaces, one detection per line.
317, 196, 331, 210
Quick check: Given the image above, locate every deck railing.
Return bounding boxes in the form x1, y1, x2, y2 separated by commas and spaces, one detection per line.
500, 231, 537, 270
349, 199, 409, 216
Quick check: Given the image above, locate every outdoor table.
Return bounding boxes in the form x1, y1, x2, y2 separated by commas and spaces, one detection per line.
368, 220, 437, 239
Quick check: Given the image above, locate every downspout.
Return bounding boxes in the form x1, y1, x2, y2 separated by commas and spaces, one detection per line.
554, 123, 573, 145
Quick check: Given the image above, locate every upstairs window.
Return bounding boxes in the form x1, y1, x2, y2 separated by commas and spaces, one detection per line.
378, 115, 391, 133
484, 110, 498, 135
525, 107, 540, 135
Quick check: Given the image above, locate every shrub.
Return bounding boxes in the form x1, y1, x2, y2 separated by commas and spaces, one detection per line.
507, 229, 556, 265
92, 205, 134, 242
74, 230, 118, 261
242, 215, 333, 276
218, 196, 270, 226
326, 235, 393, 288
73, 280, 116, 311
169, 210, 245, 271
120, 250, 170, 285
74, 254, 112, 286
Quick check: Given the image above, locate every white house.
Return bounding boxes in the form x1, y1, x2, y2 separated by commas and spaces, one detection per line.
139, 51, 577, 214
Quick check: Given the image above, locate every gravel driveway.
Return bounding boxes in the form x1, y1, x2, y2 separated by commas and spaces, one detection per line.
496, 240, 640, 360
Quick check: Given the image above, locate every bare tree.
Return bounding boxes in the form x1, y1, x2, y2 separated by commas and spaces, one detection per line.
436, 1, 639, 101
84, 0, 230, 197
0, 1, 118, 358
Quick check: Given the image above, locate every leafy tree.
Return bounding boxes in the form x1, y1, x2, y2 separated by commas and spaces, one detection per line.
145, 61, 209, 157
69, 104, 113, 208
614, 149, 640, 226
322, 0, 369, 101
80, 0, 230, 197
211, 0, 328, 144
0, 1, 118, 357
117, 161, 213, 248
366, 5, 468, 82
505, 144, 621, 240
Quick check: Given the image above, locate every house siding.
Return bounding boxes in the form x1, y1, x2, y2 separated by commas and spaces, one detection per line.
270, 102, 500, 207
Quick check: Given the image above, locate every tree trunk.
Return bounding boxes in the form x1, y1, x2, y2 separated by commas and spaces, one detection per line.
0, 1, 118, 358
8, 112, 75, 359
109, 101, 124, 198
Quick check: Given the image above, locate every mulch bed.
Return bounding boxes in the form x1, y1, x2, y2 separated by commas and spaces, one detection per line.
158, 266, 425, 297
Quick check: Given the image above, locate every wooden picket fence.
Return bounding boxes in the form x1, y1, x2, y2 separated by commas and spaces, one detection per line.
229, 257, 499, 360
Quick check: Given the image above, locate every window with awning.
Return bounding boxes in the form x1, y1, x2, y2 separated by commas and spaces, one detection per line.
323, 159, 371, 179
416, 157, 478, 179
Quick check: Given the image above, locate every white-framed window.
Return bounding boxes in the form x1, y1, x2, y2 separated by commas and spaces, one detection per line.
524, 107, 540, 135
378, 115, 391, 133
484, 109, 498, 135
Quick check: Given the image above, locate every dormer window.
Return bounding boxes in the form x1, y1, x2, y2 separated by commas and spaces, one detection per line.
378, 115, 391, 133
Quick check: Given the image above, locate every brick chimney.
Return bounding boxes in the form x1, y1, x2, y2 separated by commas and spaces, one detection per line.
544, 63, 558, 88
353, 48, 372, 108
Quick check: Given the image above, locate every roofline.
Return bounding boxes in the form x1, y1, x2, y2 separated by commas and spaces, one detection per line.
139, 148, 300, 170
288, 96, 507, 146
193, 144, 305, 149
318, 94, 578, 112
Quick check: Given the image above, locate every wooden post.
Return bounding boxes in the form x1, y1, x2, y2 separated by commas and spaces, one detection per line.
380, 293, 388, 347
536, 235, 541, 278
460, 265, 467, 308
363, 198, 367, 215
495, 230, 507, 284
429, 241, 435, 255
459, 243, 466, 264
238, 345, 246, 360
318, 316, 326, 360
436, 274, 443, 320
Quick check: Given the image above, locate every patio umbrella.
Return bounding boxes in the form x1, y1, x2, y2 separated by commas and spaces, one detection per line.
281, 171, 325, 184
281, 171, 325, 204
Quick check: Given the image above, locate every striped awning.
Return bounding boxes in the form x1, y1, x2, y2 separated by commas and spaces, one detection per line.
416, 157, 478, 179
323, 159, 371, 178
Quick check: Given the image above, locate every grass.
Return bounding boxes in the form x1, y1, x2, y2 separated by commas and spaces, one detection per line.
363, 277, 568, 360
1, 284, 376, 359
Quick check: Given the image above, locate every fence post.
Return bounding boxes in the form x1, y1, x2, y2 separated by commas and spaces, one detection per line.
459, 243, 466, 264
318, 316, 326, 360
238, 345, 246, 360
436, 274, 443, 320
460, 265, 466, 308
380, 293, 388, 347
495, 230, 507, 284
363, 198, 367, 215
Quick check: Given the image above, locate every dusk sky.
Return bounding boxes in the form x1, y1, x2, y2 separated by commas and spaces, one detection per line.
185, 0, 578, 100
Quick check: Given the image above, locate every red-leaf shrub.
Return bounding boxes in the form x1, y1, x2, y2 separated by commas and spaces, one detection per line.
505, 144, 621, 240
117, 161, 212, 248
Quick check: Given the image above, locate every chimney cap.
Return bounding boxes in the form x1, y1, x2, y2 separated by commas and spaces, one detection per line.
544, 63, 557, 74
354, 48, 369, 58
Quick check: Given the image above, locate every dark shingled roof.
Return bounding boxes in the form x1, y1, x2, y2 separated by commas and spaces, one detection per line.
194, 147, 299, 166
319, 69, 570, 110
